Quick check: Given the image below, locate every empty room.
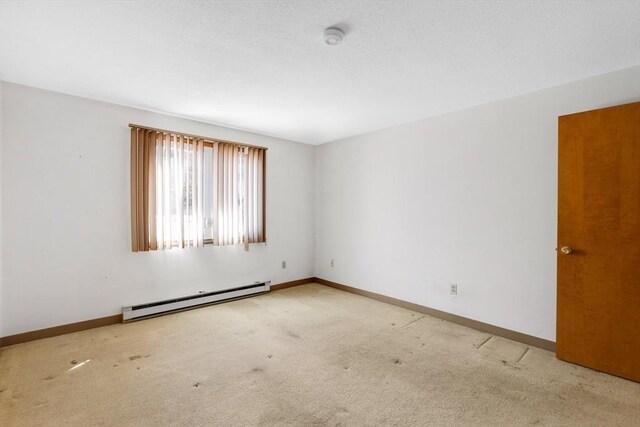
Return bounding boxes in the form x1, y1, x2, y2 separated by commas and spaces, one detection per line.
0, 1, 639, 426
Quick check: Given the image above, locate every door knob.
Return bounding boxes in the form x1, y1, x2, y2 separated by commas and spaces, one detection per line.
560, 246, 572, 255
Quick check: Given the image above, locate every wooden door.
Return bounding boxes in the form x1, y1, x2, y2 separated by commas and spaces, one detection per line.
557, 102, 640, 382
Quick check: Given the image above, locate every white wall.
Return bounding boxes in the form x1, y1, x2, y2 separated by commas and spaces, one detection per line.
1, 82, 315, 337
3, 66, 638, 341
314, 66, 640, 342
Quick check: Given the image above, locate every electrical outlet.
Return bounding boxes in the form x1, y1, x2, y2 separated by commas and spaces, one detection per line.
330, 259, 335, 267
282, 261, 286, 269
450, 283, 458, 295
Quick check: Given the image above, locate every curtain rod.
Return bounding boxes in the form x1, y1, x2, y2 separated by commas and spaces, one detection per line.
129, 123, 268, 151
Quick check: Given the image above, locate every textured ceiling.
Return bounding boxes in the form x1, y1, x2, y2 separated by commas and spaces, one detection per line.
1, 1, 639, 144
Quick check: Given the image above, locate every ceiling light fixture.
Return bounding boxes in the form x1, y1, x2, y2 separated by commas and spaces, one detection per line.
324, 27, 345, 46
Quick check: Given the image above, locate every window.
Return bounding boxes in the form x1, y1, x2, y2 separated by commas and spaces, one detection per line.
130, 125, 265, 252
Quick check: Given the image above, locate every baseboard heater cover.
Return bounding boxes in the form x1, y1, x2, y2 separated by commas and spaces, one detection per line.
122, 281, 271, 322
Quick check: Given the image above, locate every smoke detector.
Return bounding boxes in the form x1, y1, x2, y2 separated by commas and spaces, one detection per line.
324, 27, 345, 46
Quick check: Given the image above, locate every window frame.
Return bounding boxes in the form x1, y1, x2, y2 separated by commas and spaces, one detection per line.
130, 123, 267, 252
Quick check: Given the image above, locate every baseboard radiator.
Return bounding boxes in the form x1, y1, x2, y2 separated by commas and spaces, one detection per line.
122, 281, 271, 322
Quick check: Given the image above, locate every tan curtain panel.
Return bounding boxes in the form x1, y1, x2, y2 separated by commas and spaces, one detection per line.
130, 128, 155, 252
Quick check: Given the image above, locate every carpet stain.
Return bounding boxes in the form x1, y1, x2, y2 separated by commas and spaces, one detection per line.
128, 354, 151, 361
44, 375, 54, 381
579, 382, 596, 389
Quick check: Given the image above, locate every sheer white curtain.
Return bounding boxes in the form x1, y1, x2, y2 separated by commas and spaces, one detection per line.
211, 142, 242, 246
210, 143, 265, 249
154, 133, 205, 249
244, 146, 265, 248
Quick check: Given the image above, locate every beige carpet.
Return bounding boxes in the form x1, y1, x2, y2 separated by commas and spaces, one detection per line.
1, 284, 639, 426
